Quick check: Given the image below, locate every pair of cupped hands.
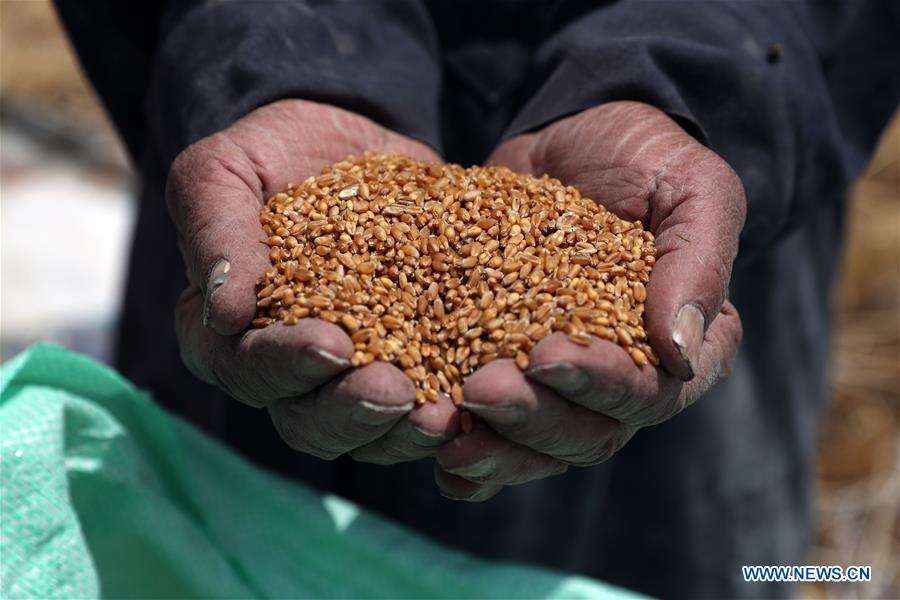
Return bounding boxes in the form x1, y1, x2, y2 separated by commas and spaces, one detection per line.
171, 99, 745, 501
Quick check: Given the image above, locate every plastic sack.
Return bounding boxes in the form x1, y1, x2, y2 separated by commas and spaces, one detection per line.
1, 344, 641, 599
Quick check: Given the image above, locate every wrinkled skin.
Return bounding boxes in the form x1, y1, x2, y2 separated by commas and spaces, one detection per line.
434, 102, 746, 501
169, 99, 745, 496
169, 99, 461, 463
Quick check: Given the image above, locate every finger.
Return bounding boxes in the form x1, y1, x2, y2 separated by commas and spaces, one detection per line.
462, 360, 631, 466
167, 134, 272, 336
675, 300, 742, 408
527, 303, 742, 426
348, 393, 461, 464
526, 331, 677, 426
175, 286, 353, 406
641, 146, 746, 381
433, 463, 502, 503
268, 361, 415, 460
437, 424, 567, 486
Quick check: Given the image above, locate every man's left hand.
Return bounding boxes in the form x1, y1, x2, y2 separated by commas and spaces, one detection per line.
435, 102, 745, 501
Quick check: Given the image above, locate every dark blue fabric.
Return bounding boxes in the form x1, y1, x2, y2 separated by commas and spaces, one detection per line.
54, 1, 900, 598
146, 0, 443, 165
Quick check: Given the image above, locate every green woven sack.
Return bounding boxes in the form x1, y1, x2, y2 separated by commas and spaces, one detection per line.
0, 344, 640, 599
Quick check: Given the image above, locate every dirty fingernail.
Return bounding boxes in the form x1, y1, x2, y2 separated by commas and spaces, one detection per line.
439, 484, 500, 502
352, 400, 412, 427
672, 304, 704, 380
444, 456, 497, 481
299, 347, 351, 379
411, 424, 448, 442
464, 485, 502, 502
463, 403, 525, 428
439, 488, 477, 501
203, 258, 230, 327
526, 362, 589, 393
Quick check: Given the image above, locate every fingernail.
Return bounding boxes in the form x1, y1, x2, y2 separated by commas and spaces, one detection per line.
352, 400, 412, 427
444, 456, 497, 481
439, 485, 499, 502
299, 347, 351, 379
410, 425, 446, 442
526, 362, 589, 393
203, 258, 230, 327
465, 486, 501, 502
462, 403, 525, 428
439, 489, 477, 501
672, 304, 704, 380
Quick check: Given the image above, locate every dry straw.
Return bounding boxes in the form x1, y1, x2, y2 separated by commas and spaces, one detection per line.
255, 152, 657, 414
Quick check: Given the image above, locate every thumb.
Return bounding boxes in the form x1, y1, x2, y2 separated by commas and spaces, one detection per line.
167, 135, 270, 336
642, 147, 746, 380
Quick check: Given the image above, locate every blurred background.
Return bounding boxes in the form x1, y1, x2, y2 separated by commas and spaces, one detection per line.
1, 3, 897, 598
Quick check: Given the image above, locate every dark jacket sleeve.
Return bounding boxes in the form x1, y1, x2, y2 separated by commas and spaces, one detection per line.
53, 0, 164, 160
55, 0, 443, 167
506, 0, 900, 257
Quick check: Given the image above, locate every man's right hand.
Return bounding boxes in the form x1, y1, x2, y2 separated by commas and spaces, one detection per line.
168, 100, 459, 463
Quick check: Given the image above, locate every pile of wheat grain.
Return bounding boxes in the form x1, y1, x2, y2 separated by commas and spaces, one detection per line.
255, 151, 657, 406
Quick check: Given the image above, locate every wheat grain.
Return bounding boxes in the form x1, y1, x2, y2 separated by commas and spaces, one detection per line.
254, 151, 658, 408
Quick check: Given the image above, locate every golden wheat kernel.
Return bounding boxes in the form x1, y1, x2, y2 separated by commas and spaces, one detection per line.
451, 383, 464, 406
515, 351, 530, 371
381, 315, 403, 331
424, 371, 439, 391
453, 255, 474, 269
397, 353, 415, 369
482, 315, 506, 332
568, 331, 593, 346
269, 284, 289, 299
258, 283, 276, 298
433, 298, 446, 320
507, 332, 531, 346
454, 317, 468, 334
351, 351, 366, 366
351, 329, 373, 344
477, 351, 498, 366
340, 314, 360, 332
615, 326, 634, 347
357, 261, 376, 274
463, 327, 483, 340
632, 281, 648, 303
319, 310, 341, 323
457, 345, 471, 363
407, 344, 423, 363
642, 345, 660, 365
460, 411, 474, 433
